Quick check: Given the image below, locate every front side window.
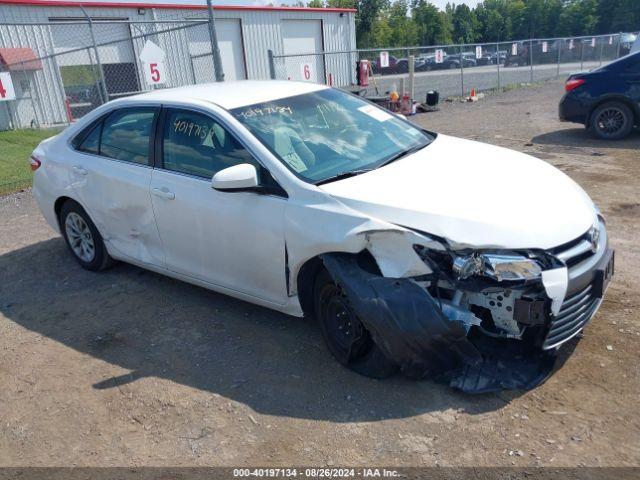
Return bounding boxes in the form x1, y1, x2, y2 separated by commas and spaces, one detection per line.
230, 88, 433, 184
100, 108, 156, 165
162, 109, 257, 179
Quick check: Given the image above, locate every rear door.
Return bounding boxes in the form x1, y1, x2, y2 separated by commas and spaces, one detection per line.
69, 106, 164, 266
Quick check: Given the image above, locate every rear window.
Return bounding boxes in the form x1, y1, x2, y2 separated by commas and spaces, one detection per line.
72, 107, 157, 165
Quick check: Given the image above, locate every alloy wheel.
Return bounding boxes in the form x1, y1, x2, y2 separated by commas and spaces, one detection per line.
65, 212, 96, 262
597, 107, 626, 136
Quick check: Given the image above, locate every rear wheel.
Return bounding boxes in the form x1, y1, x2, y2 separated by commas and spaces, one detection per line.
589, 101, 634, 140
59, 200, 114, 271
314, 269, 397, 378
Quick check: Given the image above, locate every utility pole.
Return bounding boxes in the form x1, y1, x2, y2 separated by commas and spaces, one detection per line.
206, 0, 225, 82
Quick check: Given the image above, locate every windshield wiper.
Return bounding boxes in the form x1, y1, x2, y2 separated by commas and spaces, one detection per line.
377, 143, 429, 168
315, 169, 374, 186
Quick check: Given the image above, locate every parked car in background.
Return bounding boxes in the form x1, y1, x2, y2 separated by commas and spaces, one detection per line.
620, 33, 638, 57
31, 81, 614, 392
559, 51, 640, 139
442, 53, 476, 69
371, 55, 399, 74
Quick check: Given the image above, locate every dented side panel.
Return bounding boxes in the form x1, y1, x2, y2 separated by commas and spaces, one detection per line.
69, 155, 165, 267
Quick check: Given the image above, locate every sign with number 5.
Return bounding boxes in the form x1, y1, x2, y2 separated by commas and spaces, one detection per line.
144, 61, 166, 85
300, 62, 314, 82
139, 40, 167, 85
0, 72, 16, 101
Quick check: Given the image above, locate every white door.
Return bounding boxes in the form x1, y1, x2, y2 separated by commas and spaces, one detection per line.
189, 19, 246, 82
281, 19, 325, 83
149, 107, 288, 304
68, 107, 165, 266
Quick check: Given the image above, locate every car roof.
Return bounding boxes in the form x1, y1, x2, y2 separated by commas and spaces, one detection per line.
133, 80, 329, 110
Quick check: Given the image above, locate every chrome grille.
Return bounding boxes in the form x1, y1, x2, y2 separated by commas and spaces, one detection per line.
543, 283, 601, 349
550, 229, 596, 268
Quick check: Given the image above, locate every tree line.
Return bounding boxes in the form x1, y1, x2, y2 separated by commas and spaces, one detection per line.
299, 0, 640, 48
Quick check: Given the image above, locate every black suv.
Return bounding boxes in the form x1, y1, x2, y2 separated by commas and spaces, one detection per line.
559, 52, 640, 139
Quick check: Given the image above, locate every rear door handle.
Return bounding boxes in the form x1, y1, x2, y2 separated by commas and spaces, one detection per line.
152, 187, 175, 200
72, 165, 88, 176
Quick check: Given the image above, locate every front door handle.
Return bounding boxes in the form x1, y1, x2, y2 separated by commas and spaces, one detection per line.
152, 187, 175, 200
72, 165, 88, 176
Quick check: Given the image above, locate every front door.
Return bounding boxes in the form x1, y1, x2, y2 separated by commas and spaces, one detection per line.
149, 107, 288, 305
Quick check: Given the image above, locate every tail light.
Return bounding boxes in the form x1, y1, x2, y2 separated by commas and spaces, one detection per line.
565, 78, 585, 92
30, 155, 42, 171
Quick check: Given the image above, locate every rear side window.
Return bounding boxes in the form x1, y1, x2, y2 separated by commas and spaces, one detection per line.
100, 108, 156, 165
77, 122, 101, 155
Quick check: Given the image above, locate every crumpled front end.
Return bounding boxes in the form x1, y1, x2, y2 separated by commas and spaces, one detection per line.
320, 217, 614, 394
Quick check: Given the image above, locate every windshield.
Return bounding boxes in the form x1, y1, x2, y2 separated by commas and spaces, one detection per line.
230, 88, 434, 184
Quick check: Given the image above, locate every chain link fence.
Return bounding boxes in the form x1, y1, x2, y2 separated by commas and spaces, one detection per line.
269, 32, 639, 102
0, 16, 223, 131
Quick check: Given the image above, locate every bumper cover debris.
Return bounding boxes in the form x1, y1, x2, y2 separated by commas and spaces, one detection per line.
321, 253, 558, 393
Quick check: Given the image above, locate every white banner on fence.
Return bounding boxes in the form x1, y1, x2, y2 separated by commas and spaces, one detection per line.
0, 72, 16, 102
379, 51, 389, 68
475, 45, 482, 59
300, 62, 314, 81
542, 41, 548, 53
591, 37, 596, 47
512, 43, 518, 55
569, 39, 575, 50
140, 40, 167, 85
435, 49, 444, 63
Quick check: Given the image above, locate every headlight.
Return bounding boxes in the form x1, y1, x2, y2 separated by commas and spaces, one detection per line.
453, 253, 542, 282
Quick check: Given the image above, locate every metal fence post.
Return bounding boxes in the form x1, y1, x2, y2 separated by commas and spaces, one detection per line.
529, 39, 534, 83
599, 38, 604, 66
580, 40, 584, 71
459, 44, 464, 98
496, 43, 500, 89
80, 6, 109, 104
408, 55, 414, 102
267, 49, 276, 80
21, 61, 40, 128
206, 0, 225, 82
557, 38, 562, 77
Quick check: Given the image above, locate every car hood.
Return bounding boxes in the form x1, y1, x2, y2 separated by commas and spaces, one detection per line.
319, 134, 597, 250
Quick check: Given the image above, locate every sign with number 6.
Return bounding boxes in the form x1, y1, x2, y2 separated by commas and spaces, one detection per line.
300, 63, 314, 82
0, 72, 16, 101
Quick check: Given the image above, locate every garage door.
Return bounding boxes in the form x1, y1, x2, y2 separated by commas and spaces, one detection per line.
189, 19, 246, 82
281, 19, 325, 83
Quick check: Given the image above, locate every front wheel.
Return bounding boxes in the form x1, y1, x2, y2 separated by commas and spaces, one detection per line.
314, 269, 397, 379
59, 200, 115, 271
589, 101, 634, 140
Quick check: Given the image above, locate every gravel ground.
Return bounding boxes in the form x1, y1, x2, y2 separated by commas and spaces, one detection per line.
0, 79, 639, 467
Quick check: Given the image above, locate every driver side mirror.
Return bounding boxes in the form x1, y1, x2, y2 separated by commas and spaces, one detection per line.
212, 163, 259, 191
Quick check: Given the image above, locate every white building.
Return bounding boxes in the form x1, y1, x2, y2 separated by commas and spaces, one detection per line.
0, 0, 357, 129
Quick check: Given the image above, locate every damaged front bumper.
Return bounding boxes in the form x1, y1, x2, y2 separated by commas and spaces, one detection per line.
321, 220, 614, 394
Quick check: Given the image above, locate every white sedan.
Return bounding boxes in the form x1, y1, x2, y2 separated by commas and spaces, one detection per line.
32, 81, 614, 392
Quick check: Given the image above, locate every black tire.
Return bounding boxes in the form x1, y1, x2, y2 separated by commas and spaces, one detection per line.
313, 269, 398, 379
589, 101, 634, 140
59, 200, 115, 271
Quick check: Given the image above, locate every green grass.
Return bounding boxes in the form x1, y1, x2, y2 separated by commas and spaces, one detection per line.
0, 128, 62, 195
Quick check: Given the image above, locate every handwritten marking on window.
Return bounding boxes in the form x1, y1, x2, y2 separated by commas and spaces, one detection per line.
173, 119, 210, 140
237, 106, 293, 119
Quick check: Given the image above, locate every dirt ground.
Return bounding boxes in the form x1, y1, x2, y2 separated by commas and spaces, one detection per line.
0, 79, 638, 468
